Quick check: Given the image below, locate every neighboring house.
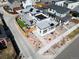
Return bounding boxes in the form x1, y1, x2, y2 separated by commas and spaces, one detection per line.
44, 4, 70, 18
17, 6, 43, 26
6, 1, 21, 13
43, 0, 79, 10
8, 1, 21, 9
20, 13, 36, 26
72, 6, 79, 13
22, 0, 33, 8
67, 2, 79, 9
21, 0, 40, 9
55, 1, 67, 7
40, 0, 60, 2
38, 4, 72, 25
55, 1, 74, 7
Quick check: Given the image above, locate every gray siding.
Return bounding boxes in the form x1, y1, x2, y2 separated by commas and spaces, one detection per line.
40, 0, 79, 2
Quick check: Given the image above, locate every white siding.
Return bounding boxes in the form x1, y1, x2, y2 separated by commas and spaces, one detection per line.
48, 8, 56, 14
36, 26, 56, 36
56, 12, 67, 17
68, 2, 79, 9
55, 1, 65, 7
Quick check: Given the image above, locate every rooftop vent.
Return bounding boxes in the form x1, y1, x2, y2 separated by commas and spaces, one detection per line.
36, 10, 40, 12
29, 8, 33, 12
50, 23, 54, 26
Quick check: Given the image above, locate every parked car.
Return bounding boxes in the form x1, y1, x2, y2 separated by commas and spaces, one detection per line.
0, 39, 7, 50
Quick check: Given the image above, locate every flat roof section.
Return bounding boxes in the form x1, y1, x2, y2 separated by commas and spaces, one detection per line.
36, 18, 58, 30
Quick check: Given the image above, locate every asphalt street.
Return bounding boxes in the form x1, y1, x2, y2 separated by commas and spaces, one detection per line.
55, 36, 79, 59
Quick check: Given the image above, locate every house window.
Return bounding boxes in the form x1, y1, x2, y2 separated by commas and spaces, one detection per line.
52, 9, 54, 12
40, 30, 41, 33
43, 29, 47, 34
50, 9, 52, 11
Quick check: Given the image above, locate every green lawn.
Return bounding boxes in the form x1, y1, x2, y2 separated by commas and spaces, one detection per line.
68, 28, 79, 39
17, 19, 26, 28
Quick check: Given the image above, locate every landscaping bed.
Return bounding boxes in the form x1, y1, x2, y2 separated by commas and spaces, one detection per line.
68, 28, 79, 39
17, 19, 26, 28
71, 19, 79, 24
3, 6, 21, 14
16, 18, 29, 32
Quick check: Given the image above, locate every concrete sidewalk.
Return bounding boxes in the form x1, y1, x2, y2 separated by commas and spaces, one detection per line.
55, 34, 79, 59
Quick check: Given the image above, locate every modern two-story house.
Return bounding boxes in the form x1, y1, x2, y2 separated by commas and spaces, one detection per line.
36, 14, 58, 36
47, 4, 70, 18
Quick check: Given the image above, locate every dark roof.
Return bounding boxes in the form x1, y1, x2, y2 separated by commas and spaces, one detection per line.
61, 14, 72, 22
38, 4, 70, 14
48, 4, 70, 14
47, 13, 72, 22
8, 0, 14, 4
43, 9, 71, 22
72, 6, 79, 13
35, 14, 47, 20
